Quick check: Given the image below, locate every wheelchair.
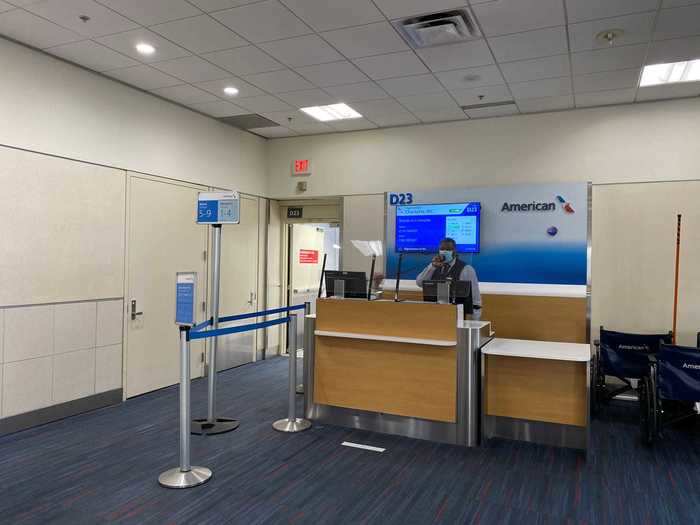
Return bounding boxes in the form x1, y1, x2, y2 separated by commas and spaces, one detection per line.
639, 343, 700, 445
590, 327, 673, 414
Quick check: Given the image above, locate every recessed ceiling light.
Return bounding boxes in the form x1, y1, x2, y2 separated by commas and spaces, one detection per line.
300, 103, 362, 122
223, 86, 239, 96
640, 60, 700, 87
135, 42, 155, 56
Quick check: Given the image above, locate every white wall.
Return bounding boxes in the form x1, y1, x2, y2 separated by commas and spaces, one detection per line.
266, 97, 700, 198
342, 195, 385, 273
0, 37, 266, 195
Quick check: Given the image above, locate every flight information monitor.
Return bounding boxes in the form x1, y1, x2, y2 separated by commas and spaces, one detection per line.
395, 202, 481, 253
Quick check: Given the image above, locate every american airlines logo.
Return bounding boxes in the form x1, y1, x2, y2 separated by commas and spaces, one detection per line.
618, 344, 649, 351
501, 201, 556, 212
682, 363, 700, 370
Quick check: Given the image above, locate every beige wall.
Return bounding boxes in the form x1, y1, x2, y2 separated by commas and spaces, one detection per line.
342, 194, 385, 274
266, 97, 700, 199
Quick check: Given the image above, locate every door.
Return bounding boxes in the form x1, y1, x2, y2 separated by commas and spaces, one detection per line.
125, 176, 207, 398
216, 195, 260, 370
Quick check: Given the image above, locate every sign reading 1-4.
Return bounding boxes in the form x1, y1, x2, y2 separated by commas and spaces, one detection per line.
197, 191, 240, 224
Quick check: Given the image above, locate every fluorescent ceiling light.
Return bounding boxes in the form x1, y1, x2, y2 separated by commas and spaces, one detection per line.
640, 60, 700, 87
135, 42, 155, 55
223, 86, 239, 96
300, 103, 362, 122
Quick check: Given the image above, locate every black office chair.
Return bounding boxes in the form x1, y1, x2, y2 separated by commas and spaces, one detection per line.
639, 343, 700, 445
591, 327, 673, 415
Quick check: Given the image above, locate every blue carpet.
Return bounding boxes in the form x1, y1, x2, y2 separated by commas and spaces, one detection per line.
0, 357, 699, 525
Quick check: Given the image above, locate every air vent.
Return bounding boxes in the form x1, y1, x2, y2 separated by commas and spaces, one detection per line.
395, 9, 480, 49
218, 114, 278, 130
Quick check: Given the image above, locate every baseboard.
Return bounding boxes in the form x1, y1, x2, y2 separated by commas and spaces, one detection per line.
0, 389, 122, 437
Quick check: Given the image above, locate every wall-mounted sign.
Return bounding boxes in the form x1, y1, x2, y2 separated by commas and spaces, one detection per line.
389, 192, 414, 205
299, 249, 319, 264
287, 207, 303, 219
175, 272, 197, 326
197, 191, 240, 224
292, 159, 312, 176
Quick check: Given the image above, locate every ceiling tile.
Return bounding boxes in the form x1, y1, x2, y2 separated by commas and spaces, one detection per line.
202, 46, 284, 76
370, 112, 420, 127
324, 81, 390, 102
296, 61, 368, 87
397, 92, 459, 112
373, 0, 467, 19
96, 0, 201, 25
465, 103, 519, 118
647, 35, 700, 64
188, 0, 262, 12
151, 84, 219, 104
150, 15, 248, 54
352, 98, 411, 118
286, 122, 335, 135
280, 0, 384, 31
472, 0, 564, 36
500, 54, 570, 83
152, 55, 231, 83
435, 65, 504, 90
0, 9, 82, 49
328, 118, 377, 131
250, 126, 298, 138
276, 89, 338, 107
571, 44, 648, 75
46, 40, 138, 71
235, 95, 294, 112
654, 5, 700, 41
105, 64, 182, 90
449, 84, 512, 105
259, 34, 343, 68
565, 0, 658, 23
575, 88, 636, 107
574, 68, 641, 93
25, 0, 139, 38
212, 0, 312, 43
568, 12, 655, 52
321, 21, 409, 59
353, 51, 429, 80
96, 28, 191, 63
0, 1, 14, 11
516, 95, 574, 113
637, 82, 700, 100
261, 110, 317, 126
509, 76, 572, 99
416, 40, 494, 72
194, 77, 265, 99
489, 26, 568, 63
243, 68, 315, 93
188, 99, 248, 117
662, 0, 700, 6
414, 107, 469, 122
378, 74, 445, 97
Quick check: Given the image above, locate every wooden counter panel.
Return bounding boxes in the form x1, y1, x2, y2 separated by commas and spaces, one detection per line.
314, 336, 456, 423
485, 355, 587, 427
315, 298, 457, 342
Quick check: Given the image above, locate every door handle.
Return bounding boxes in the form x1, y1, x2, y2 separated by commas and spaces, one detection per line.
130, 299, 143, 320
247, 292, 254, 306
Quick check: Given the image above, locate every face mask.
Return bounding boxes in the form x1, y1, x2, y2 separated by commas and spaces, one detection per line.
439, 249, 454, 263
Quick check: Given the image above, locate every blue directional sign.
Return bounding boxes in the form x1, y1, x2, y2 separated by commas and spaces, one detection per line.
197, 191, 240, 224
175, 272, 197, 326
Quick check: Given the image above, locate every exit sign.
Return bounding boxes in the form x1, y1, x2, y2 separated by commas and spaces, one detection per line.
292, 159, 312, 176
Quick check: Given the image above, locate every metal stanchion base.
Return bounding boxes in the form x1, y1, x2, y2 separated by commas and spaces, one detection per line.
191, 417, 239, 435
273, 418, 312, 433
158, 466, 212, 489
296, 383, 304, 394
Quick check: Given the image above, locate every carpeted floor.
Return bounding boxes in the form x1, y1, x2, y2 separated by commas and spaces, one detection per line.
0, 357, 699, 525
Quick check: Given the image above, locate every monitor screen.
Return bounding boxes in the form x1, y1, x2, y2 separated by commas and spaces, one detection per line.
395, 202, 481, 253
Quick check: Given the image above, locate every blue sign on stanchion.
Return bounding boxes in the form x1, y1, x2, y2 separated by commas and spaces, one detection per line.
175, 272, 197, 326
197, 191, 240, 224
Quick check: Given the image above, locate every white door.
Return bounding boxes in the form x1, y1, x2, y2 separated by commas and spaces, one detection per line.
125, 176, 208, 398
215, 195, 260, 370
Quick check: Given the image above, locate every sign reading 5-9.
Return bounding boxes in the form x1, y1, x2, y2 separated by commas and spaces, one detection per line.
389, 193, 414, 205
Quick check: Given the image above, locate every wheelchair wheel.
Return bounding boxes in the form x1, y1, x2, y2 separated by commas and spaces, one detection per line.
590, 356, 598, 416
639, 376, 657, 446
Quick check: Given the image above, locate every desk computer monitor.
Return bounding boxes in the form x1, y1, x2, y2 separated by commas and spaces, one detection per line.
325, 271, 368, 299
422, 280, 473, 314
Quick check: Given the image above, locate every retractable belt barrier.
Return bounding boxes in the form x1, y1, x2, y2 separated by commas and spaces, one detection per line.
189, 304, 307, 337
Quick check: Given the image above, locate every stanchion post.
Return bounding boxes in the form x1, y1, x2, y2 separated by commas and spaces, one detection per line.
273, 314, 311, 433
159, 327, 212, 489
192, 224, 239, 435
296, 302, 311, 395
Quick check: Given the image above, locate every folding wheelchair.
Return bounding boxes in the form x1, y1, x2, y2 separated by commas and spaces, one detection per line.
639, 343, 700, 445
591, 327, 673, 414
